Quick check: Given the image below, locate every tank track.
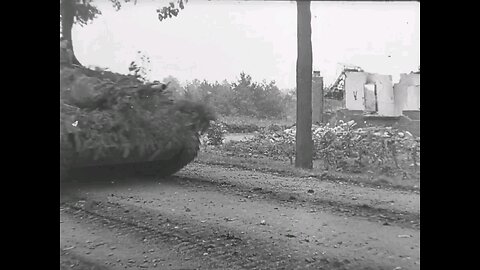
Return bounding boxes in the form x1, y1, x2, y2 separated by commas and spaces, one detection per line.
133, 133, 201, 177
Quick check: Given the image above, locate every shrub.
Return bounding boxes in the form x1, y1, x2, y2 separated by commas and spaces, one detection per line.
221, 121, 420, 175
204, 121, 227, 146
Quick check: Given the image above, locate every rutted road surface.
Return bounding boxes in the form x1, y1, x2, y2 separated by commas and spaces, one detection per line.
60, 163, 420, 270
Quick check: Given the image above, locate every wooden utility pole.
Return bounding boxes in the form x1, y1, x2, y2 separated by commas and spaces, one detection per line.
295, 0, 313, 169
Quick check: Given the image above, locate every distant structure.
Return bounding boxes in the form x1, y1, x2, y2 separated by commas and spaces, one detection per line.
322, 65, 420, 135
325, 66, 420, 118
312, 71, 324, 124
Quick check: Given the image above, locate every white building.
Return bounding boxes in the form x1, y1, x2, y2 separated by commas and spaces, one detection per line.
340, 71, 420, 118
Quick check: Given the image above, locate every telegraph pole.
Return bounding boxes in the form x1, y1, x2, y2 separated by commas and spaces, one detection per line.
295, 0, 313, 169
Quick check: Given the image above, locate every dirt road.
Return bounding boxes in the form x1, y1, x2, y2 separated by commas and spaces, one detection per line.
60, 162, 420, 270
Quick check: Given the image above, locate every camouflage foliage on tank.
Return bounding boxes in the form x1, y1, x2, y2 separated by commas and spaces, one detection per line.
60, 50, 215, 181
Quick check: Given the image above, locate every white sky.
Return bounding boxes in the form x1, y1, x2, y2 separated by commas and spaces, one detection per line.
73, 0, 420, 90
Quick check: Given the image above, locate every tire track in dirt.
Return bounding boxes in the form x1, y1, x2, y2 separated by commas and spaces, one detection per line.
194, 158, 420, 193
61, 205, 208, 270
173, 175, 420, 230
60, 248, 110, 270
61, 198, 406, 270
61, 175, 419, 270
175, 163, 420, 229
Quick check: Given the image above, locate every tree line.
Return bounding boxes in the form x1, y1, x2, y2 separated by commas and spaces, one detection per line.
162, 73, 296, 120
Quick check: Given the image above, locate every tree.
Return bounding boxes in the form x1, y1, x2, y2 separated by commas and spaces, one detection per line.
281, 89, 296, 122
210, 80, 235, 115
183, 79, 202, 101
295, 1, 313, 169
161, 75, 183, 99
60, 0, 99, 65
254, 80, 285, 119
59, 0, 188, 66
231, 72, 258, 117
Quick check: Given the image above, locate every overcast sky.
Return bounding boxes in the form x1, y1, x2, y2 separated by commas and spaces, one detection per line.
73, 0, 420, 90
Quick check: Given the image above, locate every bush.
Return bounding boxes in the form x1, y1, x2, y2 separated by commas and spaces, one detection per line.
221, 121, 420, 175
204, 121, 227, 146
223, 122, 260, 133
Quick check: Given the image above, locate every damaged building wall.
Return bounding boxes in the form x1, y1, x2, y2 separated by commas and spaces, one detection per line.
366, 73, 398, 116
393, 73, 420, 112
407, 85, 420, 110
344, 72, 367, 111
343, 72, 400, 117
325, 69, 420, 135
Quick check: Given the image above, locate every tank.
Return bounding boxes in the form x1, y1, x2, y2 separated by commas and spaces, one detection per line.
60, 63, 215, 182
